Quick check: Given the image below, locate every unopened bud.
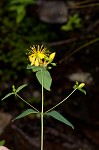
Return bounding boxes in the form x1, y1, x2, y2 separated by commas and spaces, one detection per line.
49, 52, 56, 61
78, 83, 85, 88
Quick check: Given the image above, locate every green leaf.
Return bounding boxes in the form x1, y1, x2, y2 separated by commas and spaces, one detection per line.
16, 5, 26, 23
27, 64, 35, 69
32, 66, 45, 72
45, 111, 74, 129
73, 85, 77, 90
36, 70, 52, 91
12, 109, 38, 121
27, 65, 45, 72
16, 84, 27, 93
61, 23, 72, 31
78, 88, 86, 95
10, 0, 36, 5
0, 140, 5, 146
1, 92, 14, 101
76, 81, 79, 85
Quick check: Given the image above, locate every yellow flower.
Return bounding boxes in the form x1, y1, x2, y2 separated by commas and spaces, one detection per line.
28, 45, 55, 67
28, 45, 48, 66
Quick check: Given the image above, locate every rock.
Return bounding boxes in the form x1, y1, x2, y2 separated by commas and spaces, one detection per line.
0, 112, 12, 135
37, 1, 68, 23
67, 72, 93, 84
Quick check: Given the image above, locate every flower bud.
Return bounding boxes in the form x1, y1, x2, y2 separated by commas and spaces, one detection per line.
49, 52, 56, 61
78, 83, 85, 88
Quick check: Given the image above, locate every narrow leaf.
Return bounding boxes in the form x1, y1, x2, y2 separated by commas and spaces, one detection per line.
12, 109, 38, 121
36, 70, 52, 91
78, 88, 86, 95
1, 92, 14, 101
46, 111, 74, 129
73, 85, 77, 90
16, 84, 27, 93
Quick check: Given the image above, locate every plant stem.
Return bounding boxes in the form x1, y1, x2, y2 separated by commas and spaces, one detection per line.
41, 70, 44, 150
45, 88, 77, 113
16, 94, 39, 112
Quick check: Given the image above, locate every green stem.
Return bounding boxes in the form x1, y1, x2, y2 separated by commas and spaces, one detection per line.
16, 94, 39, 112
41, 70, 44, 150
45, 88, 77, 113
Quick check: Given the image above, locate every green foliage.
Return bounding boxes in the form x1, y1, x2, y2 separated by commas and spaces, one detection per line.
1, 92, 14, 101
9, 0, 36, 23
61, 13, 81, 31
27, 65, 52, 91
0, 140, 5, 146
1, 84, 27, 100
0, 3, 57, 84
73, 81, 86, 95
15, 84, 27, 93
12, 109, 38, 121
45, 110, 74, 129
1, 52, 86, 150
36, 70, 52, 91
27, 65, 44, 72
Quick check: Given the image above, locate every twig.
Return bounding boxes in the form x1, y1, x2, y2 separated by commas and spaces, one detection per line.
48, 38, 77, 47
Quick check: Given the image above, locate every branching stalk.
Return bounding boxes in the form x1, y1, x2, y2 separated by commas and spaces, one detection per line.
45, 88, 77, 113
16, 94, 39, 112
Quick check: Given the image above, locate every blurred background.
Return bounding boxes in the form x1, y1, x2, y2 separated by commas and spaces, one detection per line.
0, 0, 99, 150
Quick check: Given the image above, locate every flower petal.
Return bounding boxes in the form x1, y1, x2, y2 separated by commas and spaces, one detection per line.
38, 52, 45, 59
35, 58, 39, 66
28, 55, 35, 65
